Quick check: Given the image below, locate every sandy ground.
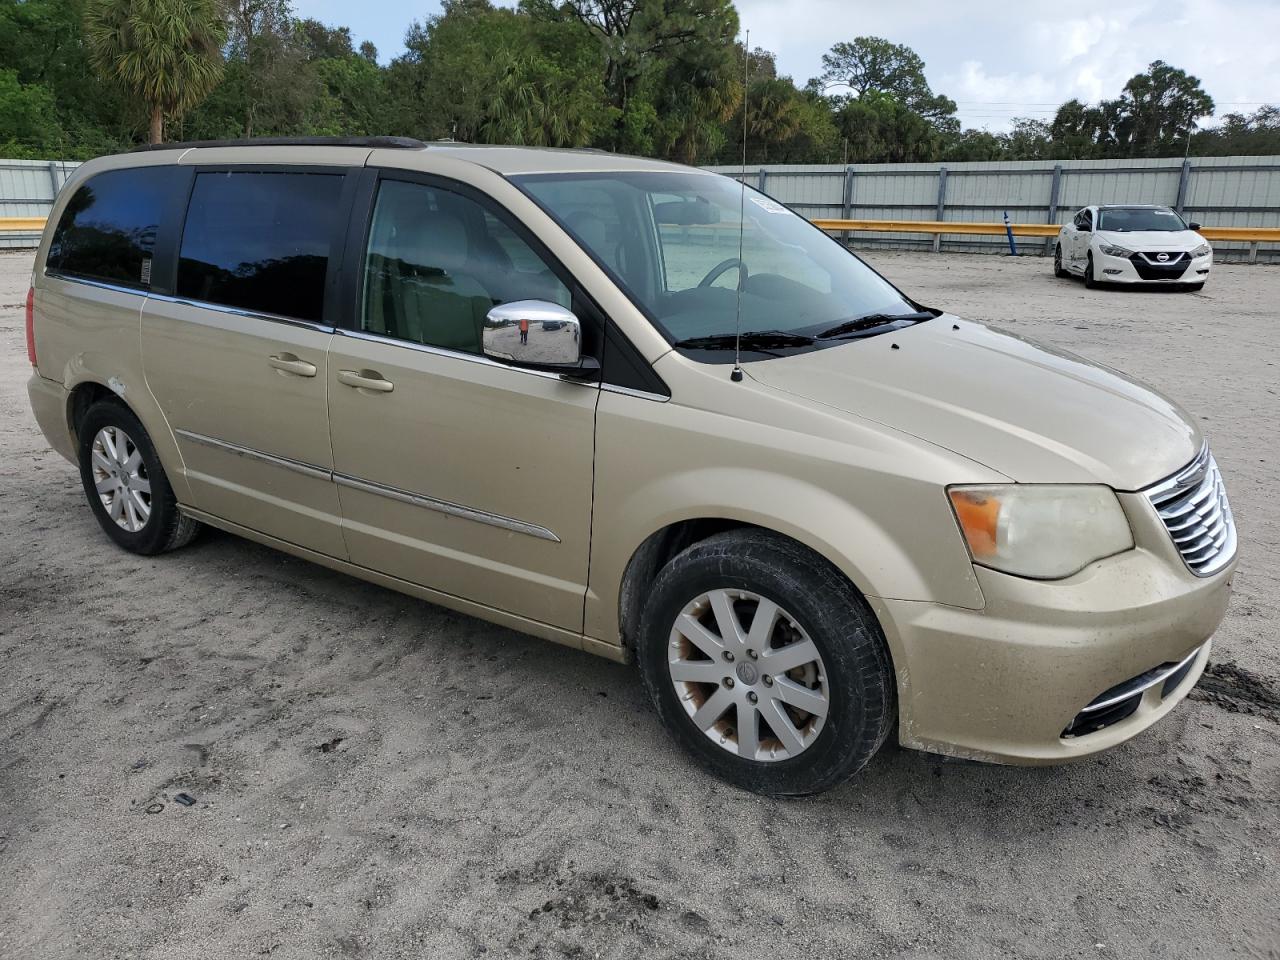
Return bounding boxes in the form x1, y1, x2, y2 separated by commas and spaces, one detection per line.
2, 248, 1278, 960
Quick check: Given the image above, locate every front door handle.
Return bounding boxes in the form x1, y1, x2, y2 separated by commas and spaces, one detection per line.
337, 369, 394, 394
268, 353, 317, 377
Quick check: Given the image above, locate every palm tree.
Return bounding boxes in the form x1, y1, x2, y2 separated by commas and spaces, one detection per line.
85, 0, 226, 144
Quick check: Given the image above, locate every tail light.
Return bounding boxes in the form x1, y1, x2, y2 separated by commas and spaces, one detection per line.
25, 286, 36, 367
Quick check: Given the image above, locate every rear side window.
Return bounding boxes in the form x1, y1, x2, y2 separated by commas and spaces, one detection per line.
46, 167, 178, 289
176, 171, 343, 323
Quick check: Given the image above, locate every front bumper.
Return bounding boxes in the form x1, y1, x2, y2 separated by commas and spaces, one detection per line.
1096, 250, 1211, 283
872, 490, 1235, 764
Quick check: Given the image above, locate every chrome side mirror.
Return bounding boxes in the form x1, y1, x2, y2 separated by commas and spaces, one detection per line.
483, 300, 588, 373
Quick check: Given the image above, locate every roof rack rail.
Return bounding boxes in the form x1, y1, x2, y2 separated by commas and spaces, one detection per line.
132, 136, 428, 152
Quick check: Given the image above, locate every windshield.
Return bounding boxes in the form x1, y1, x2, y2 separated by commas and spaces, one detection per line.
1097, 207, 1188, 232
512, 171, 919, 347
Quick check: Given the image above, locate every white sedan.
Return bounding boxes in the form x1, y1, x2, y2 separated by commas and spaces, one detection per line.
1054, 204, 1212, 290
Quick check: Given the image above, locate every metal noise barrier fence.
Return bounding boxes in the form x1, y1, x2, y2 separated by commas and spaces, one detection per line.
4, 155, 1279, 263
704, 155, 1280, 264
0, 159, 79, 250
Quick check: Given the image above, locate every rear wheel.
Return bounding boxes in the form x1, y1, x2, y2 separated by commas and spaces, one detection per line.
637, 530, 895, 797
1084, 254, 1098, 289
1053, 245, 1069, 278
76, 400, 200, 555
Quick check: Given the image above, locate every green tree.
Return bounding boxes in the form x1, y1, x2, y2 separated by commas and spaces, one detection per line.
222, 0, 313, 137
523, 0, 739, 156
1117, 60, 1215, 156
387, 1, 611, 147
1193, 105, 1280, 156
1, 0, 131, 156
0, 69, 66, 157
84, 0, 225, 143
834, 91, 943, 163
718, 64, 836, 164
818, 36, 957, 128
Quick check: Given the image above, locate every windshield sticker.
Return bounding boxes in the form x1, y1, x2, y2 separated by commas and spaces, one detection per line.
750, 197, 789, 215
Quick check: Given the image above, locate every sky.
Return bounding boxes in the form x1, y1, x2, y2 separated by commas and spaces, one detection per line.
291, 0, 1280, 131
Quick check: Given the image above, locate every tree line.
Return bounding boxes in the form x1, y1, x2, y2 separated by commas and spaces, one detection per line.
2, 0, 1278, 164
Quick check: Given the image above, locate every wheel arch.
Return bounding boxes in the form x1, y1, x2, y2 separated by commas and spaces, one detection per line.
63, 375, 192, 503
615, 511, 906, 672
66, 380, 120, 444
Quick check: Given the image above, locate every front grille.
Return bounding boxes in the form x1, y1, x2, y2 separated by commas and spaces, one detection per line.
1128, 251, 1190, 280
1062, 645, 1202, 738
1144, 447, 1236, 576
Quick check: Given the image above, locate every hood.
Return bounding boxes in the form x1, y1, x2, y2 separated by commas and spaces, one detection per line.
1096, 229, 1202, 251
748, 317, 1201, 490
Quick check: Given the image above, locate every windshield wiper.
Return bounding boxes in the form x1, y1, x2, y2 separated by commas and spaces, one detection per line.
672, 330, 817, 351
815, 310, 935, 340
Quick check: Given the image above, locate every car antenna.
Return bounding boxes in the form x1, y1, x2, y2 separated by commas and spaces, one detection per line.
731, 29, 749, 383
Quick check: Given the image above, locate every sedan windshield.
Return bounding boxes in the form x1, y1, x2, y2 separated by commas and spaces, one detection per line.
1097, 207, 1188, 232
512, 171, 921, 348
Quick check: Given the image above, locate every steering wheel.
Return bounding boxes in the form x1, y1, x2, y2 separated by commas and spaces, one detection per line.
698, 258, 747, 289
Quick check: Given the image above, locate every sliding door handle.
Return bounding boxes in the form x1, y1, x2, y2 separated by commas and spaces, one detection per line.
337, 369, 394, 393
268, 353, 317, 377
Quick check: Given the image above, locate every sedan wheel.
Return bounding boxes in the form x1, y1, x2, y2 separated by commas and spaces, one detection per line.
1053, 245, 1069, 278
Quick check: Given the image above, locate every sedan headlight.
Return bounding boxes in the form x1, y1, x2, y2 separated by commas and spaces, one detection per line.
1098, 243, 1134, 258
948, 485, 1133, 579
1191, 243, 1211, 258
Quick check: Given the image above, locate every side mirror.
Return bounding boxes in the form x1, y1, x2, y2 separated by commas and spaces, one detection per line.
482, 300, 597, 378
1188, 222, 1202, 231
1081, 222, 1092, 233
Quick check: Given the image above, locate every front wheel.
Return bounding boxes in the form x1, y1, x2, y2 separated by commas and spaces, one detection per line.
1084, 254, 1098, 289
637, 530, 896, 797
77, 400, 201, 555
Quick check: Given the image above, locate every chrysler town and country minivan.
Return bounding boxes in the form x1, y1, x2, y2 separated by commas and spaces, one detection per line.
25, 137, 1236, 796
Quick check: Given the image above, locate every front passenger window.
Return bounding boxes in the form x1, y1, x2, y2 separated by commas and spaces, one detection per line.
362, 180, 569, 355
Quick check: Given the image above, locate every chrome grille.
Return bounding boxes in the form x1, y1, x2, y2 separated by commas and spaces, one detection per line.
1145, 447, 1236, 576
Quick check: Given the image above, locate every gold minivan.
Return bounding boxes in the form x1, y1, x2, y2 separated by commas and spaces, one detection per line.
25, 138, 1236, 795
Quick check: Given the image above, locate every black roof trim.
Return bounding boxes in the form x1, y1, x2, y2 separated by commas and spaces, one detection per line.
132, 136, 429, 153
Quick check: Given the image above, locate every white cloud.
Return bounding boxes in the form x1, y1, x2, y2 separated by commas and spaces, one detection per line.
737, 0, 1280, 131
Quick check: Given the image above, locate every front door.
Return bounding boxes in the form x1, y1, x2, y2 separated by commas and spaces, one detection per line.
1072, 208, 1093, 265
141, 168, 351, 557
326, 175, 599, 631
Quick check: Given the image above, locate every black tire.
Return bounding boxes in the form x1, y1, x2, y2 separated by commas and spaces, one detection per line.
636, 529, 896, 797
1084, 254, 1098, 289
1053, 245, 1069, 278
76, 399, 200, 555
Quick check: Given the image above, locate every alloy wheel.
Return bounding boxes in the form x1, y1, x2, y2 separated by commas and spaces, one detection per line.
667, 589, 830, 762
90, 425, 152, 532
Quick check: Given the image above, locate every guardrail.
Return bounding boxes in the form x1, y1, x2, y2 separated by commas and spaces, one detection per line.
4, 215, 1279, 261
811, 219, 1279, 263
0, 217, 50, 232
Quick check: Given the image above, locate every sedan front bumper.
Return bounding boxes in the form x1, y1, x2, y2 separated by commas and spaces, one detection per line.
1096, 250, 1212, 283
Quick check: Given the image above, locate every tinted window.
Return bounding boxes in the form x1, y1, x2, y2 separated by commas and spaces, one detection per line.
1097, 207, 1187, 232
177, 171, 342, 323
362, 179, 569, 354
47, 167, 178, 289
